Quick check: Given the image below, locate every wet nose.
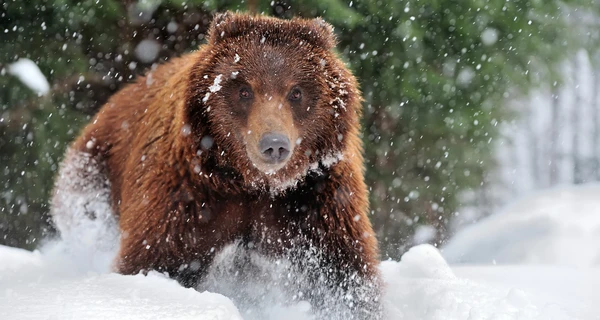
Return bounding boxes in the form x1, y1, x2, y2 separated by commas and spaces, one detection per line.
259, 133, 291, 163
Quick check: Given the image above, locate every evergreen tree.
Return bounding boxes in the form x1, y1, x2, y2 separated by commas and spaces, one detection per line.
299, 0, 584, 256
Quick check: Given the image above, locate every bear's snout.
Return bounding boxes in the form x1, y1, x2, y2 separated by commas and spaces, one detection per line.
245, 97, 298, 174
259, 133, 291, 164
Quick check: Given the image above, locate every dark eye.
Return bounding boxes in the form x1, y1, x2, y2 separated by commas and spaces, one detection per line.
288, 87, 302, 101
239, 87, 253, 99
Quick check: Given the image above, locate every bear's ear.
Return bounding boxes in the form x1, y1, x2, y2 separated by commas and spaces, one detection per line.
207, 11, 239, 45
212, 11, 233, 26
306, 17, 337, 50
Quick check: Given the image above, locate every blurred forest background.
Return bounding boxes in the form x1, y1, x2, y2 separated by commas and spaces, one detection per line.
2, 0, 600, 259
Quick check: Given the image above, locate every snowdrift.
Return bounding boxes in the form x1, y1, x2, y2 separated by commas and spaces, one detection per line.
1, 243, 598, 320
443, 184, 600, 267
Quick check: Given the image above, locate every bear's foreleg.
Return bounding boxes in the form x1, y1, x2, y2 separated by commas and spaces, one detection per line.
50, 146, 117, 249
288, 168, 383, 319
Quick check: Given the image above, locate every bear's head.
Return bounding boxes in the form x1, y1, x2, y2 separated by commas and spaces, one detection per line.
186, 12, 362, 192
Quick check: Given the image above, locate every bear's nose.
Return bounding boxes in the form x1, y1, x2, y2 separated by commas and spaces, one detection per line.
259, 133, 291, 163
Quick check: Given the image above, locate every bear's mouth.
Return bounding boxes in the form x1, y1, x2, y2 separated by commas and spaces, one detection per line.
257, 150, 345, 194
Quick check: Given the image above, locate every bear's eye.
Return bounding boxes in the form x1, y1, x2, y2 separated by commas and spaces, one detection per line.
239, 87, 253, 99
288, 87, 302, 101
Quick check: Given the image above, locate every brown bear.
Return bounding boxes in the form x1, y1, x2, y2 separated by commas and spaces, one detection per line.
50, 12, 382, 319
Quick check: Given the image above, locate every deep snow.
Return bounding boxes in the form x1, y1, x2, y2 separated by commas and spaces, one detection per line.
2, 185, 599, 319
1, 243, 598, 320
443, 184, 600, 267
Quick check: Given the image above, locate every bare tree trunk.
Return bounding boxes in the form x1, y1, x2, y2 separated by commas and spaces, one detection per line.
528, 107, 540, 187
549, 83, 561, 185
510, 127, 520, 196
572, 56, 583, 184
477, 174, 493, 218
593, 55, 600, 181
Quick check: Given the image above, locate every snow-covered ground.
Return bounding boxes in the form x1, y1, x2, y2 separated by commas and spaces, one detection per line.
444, 184, 600, 267
2, 244, 597, 320
2, 184, 599, 320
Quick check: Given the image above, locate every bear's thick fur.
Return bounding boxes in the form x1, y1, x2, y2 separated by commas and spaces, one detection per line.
51, 12, 381, 318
